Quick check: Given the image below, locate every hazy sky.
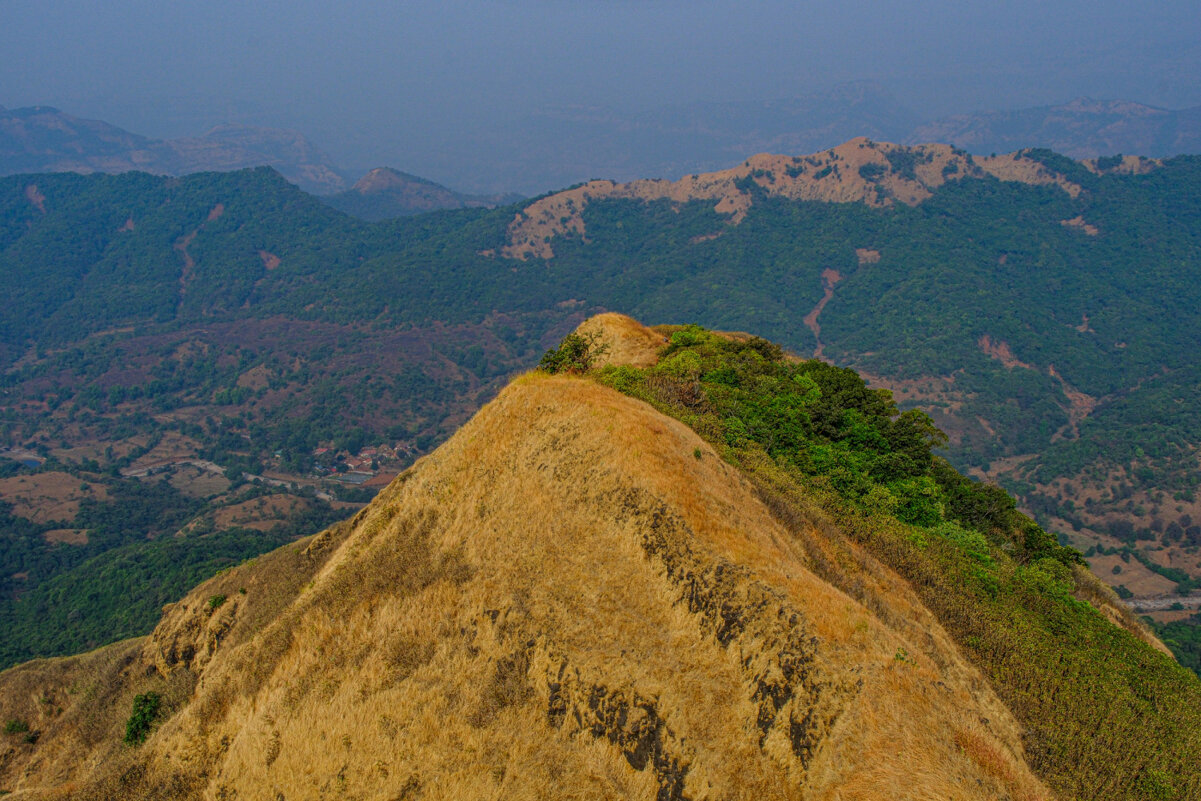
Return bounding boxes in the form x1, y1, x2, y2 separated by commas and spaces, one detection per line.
3, 1, 1199, 191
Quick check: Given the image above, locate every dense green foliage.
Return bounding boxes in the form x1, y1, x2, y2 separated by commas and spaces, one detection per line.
123, 691, 161, 745
0, 465, 348, 669
6, 163, 1201, 501
595, 326, 1079, 565
1154, 613, 1201, 674
584, 326, 1201, 801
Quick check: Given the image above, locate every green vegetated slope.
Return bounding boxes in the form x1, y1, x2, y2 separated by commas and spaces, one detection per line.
0, 460, 349, 668
4, 153, 1201, 670
543, 324, 1201, 801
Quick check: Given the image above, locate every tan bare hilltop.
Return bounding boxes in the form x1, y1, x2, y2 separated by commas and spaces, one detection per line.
0, 315, 1060, 800
501, 138, 1158, 259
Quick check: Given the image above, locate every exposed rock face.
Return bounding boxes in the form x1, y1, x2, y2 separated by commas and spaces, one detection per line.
0, 317, 1050, 800
501, 138, 1107, 259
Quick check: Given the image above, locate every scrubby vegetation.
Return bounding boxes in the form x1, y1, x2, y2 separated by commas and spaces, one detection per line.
538, 331, 609, 374
123, 691, 161, 745
570, 325, 1201, 801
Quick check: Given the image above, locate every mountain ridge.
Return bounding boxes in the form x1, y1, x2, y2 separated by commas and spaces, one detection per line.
3, 314, 1199, 800
500, 138, 1153, 259
0, 318, 1057, 799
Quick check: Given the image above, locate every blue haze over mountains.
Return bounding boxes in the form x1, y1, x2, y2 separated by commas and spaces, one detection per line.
2, 0, 1199, 195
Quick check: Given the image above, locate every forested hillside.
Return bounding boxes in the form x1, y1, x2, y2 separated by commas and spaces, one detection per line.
2, 146, 1200, 670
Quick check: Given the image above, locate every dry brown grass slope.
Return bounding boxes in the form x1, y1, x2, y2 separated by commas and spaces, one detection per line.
1, 325, 1051, 799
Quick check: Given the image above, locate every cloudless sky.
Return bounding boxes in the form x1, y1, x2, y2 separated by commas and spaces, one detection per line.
2, 1, 1199, 191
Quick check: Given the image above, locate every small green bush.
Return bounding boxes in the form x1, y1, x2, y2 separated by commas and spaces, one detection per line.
4, 718, 29, 735
207, 594, 227, 613
538, 332, 609, 374
124, 691, 162, 745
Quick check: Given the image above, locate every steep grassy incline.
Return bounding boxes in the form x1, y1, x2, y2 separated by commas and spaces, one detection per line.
564, 315, 1201, 801
0, 360, 1052, 799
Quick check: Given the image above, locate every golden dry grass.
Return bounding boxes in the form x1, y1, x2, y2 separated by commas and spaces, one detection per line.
40, 528, 88, 546
575, 313, 667, 369
0, 472, 108, 524
2, 372, 1051, 800
210, 493, 309, 530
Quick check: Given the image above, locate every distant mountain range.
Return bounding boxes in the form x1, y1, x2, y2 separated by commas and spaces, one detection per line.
3, 90, 1201, 202
908, 97, 1201, 159
0, 105, 523, 214
410, 84, 1201, 193
0, 105, 348, 194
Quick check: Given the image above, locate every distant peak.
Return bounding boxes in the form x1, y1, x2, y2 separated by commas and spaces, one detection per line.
351, 167, 438, 194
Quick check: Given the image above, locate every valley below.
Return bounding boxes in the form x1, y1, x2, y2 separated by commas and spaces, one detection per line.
2, 139, 1201, 680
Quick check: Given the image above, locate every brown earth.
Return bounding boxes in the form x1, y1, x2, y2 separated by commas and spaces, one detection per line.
575, 312, 668, 368
0, 473, 108, 525
211, 494, 309, 531
174, 229, 197, 296
977, 335, 1037, 371
257, 250, 281, 271
122, 432, 205, 475
41, 529, 88, 546
166, 465, 231, 499
235, 364, 272, 390
1061, 216, 1100, 235
1083, 155, 1161, 175
23, 184, 45, 214
802, 269, 843, 360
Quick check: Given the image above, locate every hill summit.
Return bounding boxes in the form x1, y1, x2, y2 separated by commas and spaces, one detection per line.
323, 167, 522, 220
1, 315, 1198, 800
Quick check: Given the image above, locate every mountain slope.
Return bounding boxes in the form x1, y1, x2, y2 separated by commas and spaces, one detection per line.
0, 327, 1055, 800
324, 167, 522, 220
4, 315, 1200, 800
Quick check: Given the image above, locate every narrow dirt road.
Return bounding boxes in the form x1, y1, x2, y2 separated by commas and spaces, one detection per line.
802, 268, 843, 360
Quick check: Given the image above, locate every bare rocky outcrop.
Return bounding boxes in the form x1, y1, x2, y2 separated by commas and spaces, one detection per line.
502, 138, 1099, 259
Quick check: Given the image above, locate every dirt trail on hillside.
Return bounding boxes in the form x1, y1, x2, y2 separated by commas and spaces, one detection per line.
174, 230, 198, 297
803, 268, 843, 360
174, 205, 225, 303
24, 184, 46, 214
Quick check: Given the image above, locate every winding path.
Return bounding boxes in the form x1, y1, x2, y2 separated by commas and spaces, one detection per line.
802, 268, 843, 360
